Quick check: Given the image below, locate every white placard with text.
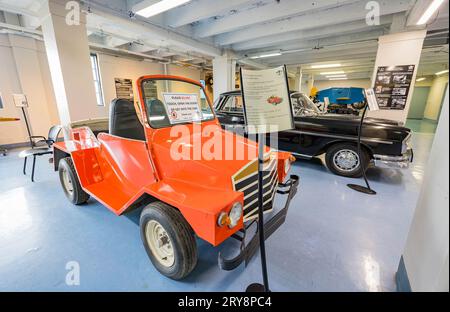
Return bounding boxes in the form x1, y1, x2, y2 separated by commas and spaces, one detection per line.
162, 93, 202, 124
365, 88, 380, 111
240, 66, 294, 134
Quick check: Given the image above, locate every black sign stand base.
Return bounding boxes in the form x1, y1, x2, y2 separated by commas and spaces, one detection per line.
347, 101, 376, 195
246, 133, 270, 292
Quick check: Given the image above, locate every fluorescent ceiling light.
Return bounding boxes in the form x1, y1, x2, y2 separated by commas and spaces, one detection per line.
417, 0, 445, 25
328, 77, 348, 80
320, 71, 345, 75
435, 69, 449, 75
311, 63, 341, 69
326, 74, 347, 78
135, 0, 192, 18
250, 52, 282, 59
416, 77, 426, 82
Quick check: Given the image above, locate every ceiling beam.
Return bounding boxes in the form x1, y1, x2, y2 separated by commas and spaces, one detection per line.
166, 0, 253, 28
215, 0, 413, 46
194, 0, 358, 38
241, 29, 384, 57
231, 16, 392, 50
84, 2, 222, 57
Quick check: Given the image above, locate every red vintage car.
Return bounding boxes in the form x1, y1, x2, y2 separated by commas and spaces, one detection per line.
53, 75, 299, 279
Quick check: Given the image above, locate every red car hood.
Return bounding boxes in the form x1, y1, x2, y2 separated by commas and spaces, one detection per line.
150, 122, 265, 190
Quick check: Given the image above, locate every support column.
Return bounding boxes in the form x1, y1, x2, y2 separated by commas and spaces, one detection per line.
396, 86, 449, 292
212, 54, 236, 101
368, 30, 426, 124
306, 74, 315, 96
40, 0, 98, 126
295, 66, 303, 93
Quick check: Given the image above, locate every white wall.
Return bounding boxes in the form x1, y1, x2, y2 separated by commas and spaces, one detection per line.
0, 34, 59, 146
402, 86, 449, 292
423, 74, 449, 121
0, 35, 203, 145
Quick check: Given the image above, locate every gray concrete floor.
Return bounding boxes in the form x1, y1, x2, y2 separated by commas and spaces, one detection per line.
0, 131, 434, 291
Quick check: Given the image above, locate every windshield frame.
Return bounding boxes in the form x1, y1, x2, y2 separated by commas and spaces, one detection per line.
290, 92, 321, 116
138, 75, 216, 129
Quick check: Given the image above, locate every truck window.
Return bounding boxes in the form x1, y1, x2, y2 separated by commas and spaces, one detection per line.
221, 95, 244, 113
141, 78, 215, 129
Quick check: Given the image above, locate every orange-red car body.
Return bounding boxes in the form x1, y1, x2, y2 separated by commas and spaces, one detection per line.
53, 75, 294, 247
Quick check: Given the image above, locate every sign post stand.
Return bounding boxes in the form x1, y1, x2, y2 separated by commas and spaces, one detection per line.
347, 89, 379, 195
245, 132, 271, 292
240, 65, 294, 292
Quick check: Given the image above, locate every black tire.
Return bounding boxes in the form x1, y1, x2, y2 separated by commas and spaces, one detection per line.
325, 143, 370, 178
140, 201, 198, 280
58, 157, 90, 205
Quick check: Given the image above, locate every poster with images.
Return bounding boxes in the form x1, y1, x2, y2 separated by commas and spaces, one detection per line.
240, 65, 294, 134
114, 78, 134, 101
374, 65, 415, 110
162, 93, 202, 124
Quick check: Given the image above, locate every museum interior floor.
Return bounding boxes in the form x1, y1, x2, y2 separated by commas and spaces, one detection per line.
0, 132, 434, 291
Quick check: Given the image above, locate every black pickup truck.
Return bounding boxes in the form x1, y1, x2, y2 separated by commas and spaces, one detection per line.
215, 91, 413, 178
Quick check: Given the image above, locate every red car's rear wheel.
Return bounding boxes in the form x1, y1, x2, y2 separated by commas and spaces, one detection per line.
58, 157, 90, 205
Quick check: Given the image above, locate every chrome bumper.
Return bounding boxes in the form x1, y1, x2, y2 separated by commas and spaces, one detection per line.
373, 148, 413, 169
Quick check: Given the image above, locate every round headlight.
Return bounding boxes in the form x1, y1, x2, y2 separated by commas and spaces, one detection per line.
228, 202, 242, 228
284, 159, 291, 174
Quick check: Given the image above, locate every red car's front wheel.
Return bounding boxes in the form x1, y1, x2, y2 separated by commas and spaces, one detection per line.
140, 201, 198, 280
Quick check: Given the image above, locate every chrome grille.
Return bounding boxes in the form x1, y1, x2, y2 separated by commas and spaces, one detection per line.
232, 157, 278, 222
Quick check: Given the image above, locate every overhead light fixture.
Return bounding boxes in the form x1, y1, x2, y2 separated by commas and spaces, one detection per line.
311, 63, 341, 69
326, 74, 347, 78
435, 69, 449, 75
250, 52, 282, 59
135, 0, 192, 18
320, 71, 345, 75
328, 77, 348, 80
416, 77, 426, 82
417, 0, 445, 25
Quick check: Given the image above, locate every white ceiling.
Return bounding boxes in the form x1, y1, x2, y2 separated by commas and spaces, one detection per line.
0, 0, 448, 79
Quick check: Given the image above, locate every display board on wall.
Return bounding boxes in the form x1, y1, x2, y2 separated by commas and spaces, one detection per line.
114, 78, 134, 101
240, 65, 294, 134
374, 65, 415, 110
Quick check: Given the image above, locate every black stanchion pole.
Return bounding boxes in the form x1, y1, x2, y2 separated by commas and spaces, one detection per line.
246, 132, 270, 292
347, 101, 376, 195
21, 107, 33, 148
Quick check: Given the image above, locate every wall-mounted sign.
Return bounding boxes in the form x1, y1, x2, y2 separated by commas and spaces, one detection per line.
13, 94, 28, 108
240, 65, 294, 134
162, 93, 202, 124
374, 65, 415, 110
114, 78, 134, 101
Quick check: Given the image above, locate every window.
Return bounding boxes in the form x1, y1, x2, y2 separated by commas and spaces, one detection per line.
0, 93, 4, 109
141, 78, 215, 129
221, 95, 243, 113
90, 54, 104, 106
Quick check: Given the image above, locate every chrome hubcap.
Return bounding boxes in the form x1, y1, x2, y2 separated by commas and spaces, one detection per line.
333, 149, 360, 172
62, 168, 74, 194
145, 220, 175, 267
